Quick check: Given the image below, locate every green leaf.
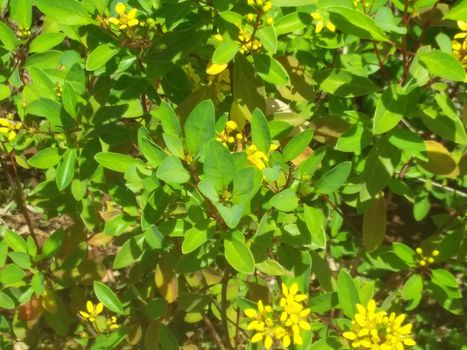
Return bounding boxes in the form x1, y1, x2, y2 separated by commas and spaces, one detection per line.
272, 0, 314, 6
182, 227, 209, 254
163, 133, 185, 158
402, 274, 423, 310
113, 235, 145, 269
5, 230, 28, 253
224, 238, 255, 274
216, 204, 244, 229
445, 0, 467, 20
337, 270, 359, 318
34, 0, 94, 25
256, 26, 278, 54
62, 81, 78, 118
204, 141, 235, 192
213, 40, 239, 64
56, 149, 77, 191
275, 12, 310, 35
184, 100, 216, 155
315, 161, 351, 194
256, 258, 288, 276
93, 281, 125, 315
157, 102, 182, 136
0, 290, 15, 309
270, 189, 299, 212
303, 205, 327, 249
327, 7, 389, 41
10, 0, 32, 28
1, 264, 25, 285
86, 44, 119, 71
29, 33, 66, 53
94, 152, 144, 173
252, 54, 290, 85
392, 242, 416, 266
0, 22, 19, 51
104, 214, 134, 237
431, 269, 459, 289
40, 229, 65, 260
251, 108, 271, 153
362, 193, 387, 251
418, 50, 466, 82
388, 129, 426, 155
314, 69, 377, 98
28, 148, 61, 169
156, 156, 190, 184
283, 129, 313, 162
373, 85, 408, 134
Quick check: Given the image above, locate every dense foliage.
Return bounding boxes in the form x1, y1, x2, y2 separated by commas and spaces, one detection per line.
0, 0, 466, 349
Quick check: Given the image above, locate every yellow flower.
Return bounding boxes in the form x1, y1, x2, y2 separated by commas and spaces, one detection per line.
0, 116, 21, 141
107, 316, 120, 330
79, 301, 104, 322
454, 21, 467, 40
343, 299, 416, 350
245, 300, 276, 349
416, 247, 439, 267
238, 29, 262, 54
108, 2, 139, 30
246, 144, 268, 170
311, 10, 335, 33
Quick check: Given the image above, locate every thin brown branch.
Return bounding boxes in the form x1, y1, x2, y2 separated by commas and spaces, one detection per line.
203, 315, 227, 350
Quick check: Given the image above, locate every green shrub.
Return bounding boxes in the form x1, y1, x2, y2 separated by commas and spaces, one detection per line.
0, 0, 466, 349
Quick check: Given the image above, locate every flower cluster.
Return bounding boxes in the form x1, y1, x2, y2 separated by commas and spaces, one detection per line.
78, 301, 119, 333
109, 2, 139, 30
310, 10, 336, 34
16, 27, 31, 40
245, 283, 311, 349
416, 248, 439, 267
0, 114, 22, 141
246, 0, 273, 25
353, 0, 370, 8
246, 143, 277, 170
343, 299, 416, 350
216, 120, 243, 145
452, 21, 467, 82
238, 29, 262, 54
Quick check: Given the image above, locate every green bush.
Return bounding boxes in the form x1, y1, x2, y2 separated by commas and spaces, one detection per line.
0, 0, 466, 349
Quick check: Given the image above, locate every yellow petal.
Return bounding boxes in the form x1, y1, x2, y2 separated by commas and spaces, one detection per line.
264, 335, 273, 349
327, 22, 336, 32
8, 131, 15, 141
458, 21, 467, 31
79, 311, 90, 318
403, 338, 416, 346
367, 299, 376, 313
86, 301, 94, 314
95, 302, 104, 315
128, 18, 139, 27
282, 335, 291, 347
206, 62, 228, 75
115, 2, 126, 15
128, 8, 137, 19
0, 127, 9, 133
315, 21, 324, 33
251, 333, 263, 343
281, 283, 288, 296
119, 24, 128, 30
299, 321, 311, 330
343, 332, 357, 340
289, 283, 298, 295
245, 308, 257, 318
293, 333, 303, 345
108, 17, 120, 25
454, 32, 467, 39
311, 11, 321, 20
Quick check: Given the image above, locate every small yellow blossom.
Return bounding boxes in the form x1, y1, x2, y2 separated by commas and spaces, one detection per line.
79, 301, 104, 322
416, 247, 439, 267
107, 316, 120, 330
454, 21, 467, 40
216, 120, 243, 145
109, 2, 139, 30
343, 299, 416, 350
238, 29, 262, 54
246, 144, 268, 170
310, 10, 335, 33
266, 16, 273, 25
247, 13, 256, 22
0, 114, 22, 141
213, 34, 224, 42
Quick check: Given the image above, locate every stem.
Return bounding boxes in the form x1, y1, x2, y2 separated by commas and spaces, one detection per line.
0, 149, 39, 247
203, 315, 227, 350
221, 274, 234, 350
372, 41, 389, 81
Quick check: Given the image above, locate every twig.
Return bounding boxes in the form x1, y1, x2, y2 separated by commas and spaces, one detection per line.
203, 315, 227, 350
373, 41, 389, 81
221, 274, 234, 350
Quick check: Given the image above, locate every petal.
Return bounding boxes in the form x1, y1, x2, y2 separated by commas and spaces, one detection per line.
355, 314, 367, 327
115, 2, 126, 15
293, 333, 303, 345
311, 11, 321, 20
86, 301, 94, 313
299, 321, 311, 330
403, 338, 416, 346
458, 21, 467, 31
79, 311, 90, 318
343, 332, 357, 340
281, 283, 288, 296
356, 304, 366, 315
245, 309, 258, 318
400, 323, 412, 334
327, 22, 336, 32
257, 300, 264, 313
289, 283, 298, 295
454, 33, 467, 39
316, 21, 324, 33
128, 8, 137, 19
394, 314, 406, 327
95, 303, 104, 315
283, 335, 291, 347
264, 335, 273, 349
300, 308, 311, 317
108, 17, 120, 25
128, 18, 139, 27
251, 333, 263, 343
8, 131, 15, 141
367, 299, 376, 313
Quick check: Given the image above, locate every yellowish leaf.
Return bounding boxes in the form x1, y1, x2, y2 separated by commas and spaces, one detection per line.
206, 62, 228, 75
419, 141, 459, 177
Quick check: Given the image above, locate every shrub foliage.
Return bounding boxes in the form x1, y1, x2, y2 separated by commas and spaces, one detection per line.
0, 0, 466, 349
